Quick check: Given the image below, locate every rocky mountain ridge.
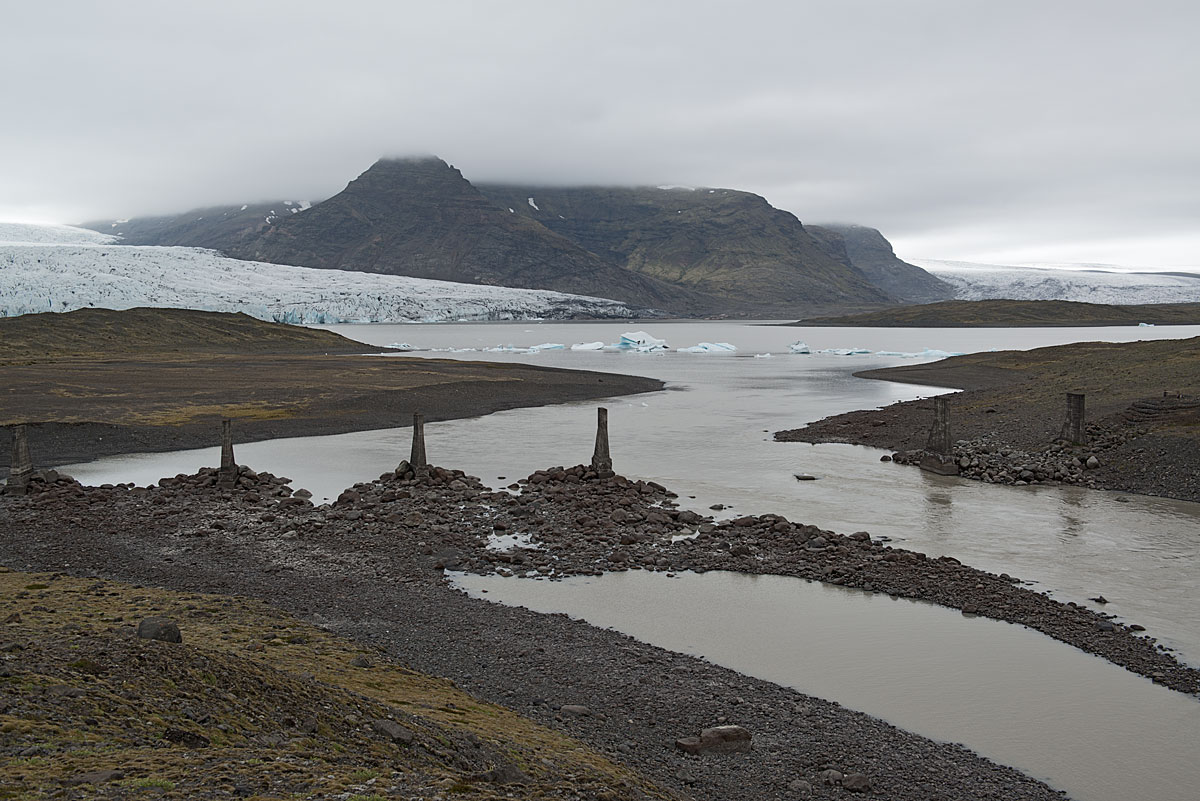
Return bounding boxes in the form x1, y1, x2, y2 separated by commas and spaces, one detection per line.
85, 157, 943, 316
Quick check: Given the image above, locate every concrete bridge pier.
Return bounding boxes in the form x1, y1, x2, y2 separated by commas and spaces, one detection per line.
919, 396, 960, 476
5, 424, 34, 495
591, 407, 613, 475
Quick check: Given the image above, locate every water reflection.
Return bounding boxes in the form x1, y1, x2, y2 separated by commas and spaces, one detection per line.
454, 569, 1200, 801
61, 321, 1200, 664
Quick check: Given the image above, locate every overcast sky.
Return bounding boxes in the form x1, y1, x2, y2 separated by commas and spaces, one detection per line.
2, 1, 1197, 267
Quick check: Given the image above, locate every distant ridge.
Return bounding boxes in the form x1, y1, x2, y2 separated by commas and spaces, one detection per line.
806, 223, 954, 304
789, 299, 1200, 327
477, 184, 893, 314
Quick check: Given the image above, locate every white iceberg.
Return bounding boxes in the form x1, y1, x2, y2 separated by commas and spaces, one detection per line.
617, 331, 669, 351
817, 347, 872, 356
875, 348, 964, 359
753, 353, 774, 358
571, 341, 605, 351
528, 342, 565, 351
385, 342, 417, 351
788, 342, 811, 354
680, 342, 737, 353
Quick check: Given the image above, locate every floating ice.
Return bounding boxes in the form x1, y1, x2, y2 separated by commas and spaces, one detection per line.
571, 341, 605, 351
817, 347, 872, 356
617, 331, 669, 351
385, 342, 417, 351
788, 342, 811, 354
875, 348, 963, 359
754, 353, 774, 358
528, 343, 565, 351
1139, 322, 1155, 327
680, 342, 737, 353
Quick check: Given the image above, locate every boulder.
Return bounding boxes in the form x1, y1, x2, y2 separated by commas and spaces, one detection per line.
371, 718, 415, 745
136, 617, 181, 643
675, 724, 752, 755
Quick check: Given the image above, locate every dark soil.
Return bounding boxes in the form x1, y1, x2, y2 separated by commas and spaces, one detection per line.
6, 457, 1197, 799
0, 569, 682, 800
0, 307, 663, 474
788, 299, 1200, 327
1, 357, 661, 475
776, 337, 1200, 502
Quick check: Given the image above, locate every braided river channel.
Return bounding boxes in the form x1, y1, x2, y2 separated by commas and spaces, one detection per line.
65, 321, 1200, 801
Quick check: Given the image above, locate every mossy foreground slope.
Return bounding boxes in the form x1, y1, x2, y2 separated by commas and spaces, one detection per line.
0, 568, 681, 800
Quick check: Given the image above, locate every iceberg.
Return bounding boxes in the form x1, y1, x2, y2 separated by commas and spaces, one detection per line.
680, 342, 737, 353
617, 331, 669, 351
788, 342, 811, 354
875, 348, 964, 359
385, 342, 417, 351
528, 342, 565, 351
570, 341, 605, 351
753, 353, 774, 358
817, 347, 872, 356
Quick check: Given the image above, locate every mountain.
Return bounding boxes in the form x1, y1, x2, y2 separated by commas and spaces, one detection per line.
806, 224, 953, 304
0, 223, 651, 323
476, 184, 894, 315
180, 158, 715, 315
914, 259, 1200, 305
95, 201, 312, 249
84, 158, 921, 316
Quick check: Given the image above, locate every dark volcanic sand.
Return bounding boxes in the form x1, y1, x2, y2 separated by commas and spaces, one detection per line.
1, 466, 1087, 801
0, 355, 662, 476
776, 338, 1200, 502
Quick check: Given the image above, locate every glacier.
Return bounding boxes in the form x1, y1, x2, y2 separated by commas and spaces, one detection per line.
0, 223, 648, 323
914, 258, 1200, 304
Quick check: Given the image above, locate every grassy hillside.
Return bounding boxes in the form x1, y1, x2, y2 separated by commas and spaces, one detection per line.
789, 299, 1200, 327
0, 307, 371, 361
0, 568, 678, 800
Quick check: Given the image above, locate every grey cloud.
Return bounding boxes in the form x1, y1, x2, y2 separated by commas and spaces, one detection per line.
1, 0, 1197, 267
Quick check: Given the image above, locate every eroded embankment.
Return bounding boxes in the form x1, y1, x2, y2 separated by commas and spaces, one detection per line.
0, 464, 1088, 800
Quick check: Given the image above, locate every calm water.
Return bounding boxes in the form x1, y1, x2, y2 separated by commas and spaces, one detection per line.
67, 321, 1200, 661
62, 320, 1200, 799
453, 569, 1200, 801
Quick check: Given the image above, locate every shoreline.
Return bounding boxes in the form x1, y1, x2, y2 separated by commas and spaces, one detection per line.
2, 464, 1096, 801
777, 338, 1200, 503
0, 359, 663, 474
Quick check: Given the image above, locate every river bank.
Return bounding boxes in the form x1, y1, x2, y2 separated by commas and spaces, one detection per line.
0, 307, 664, 473
1, 466, 1077, 801
776, 337, 1200, 502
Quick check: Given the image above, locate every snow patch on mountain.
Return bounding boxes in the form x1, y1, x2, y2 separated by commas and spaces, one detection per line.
913, 259, 1200, 304
0, 225, 648, 323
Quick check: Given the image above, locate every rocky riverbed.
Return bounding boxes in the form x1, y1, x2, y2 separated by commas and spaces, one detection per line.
776, 338, 1200, 503
4, 456, 1198, 799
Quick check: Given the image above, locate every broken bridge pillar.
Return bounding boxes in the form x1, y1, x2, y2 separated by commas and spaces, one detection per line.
919, 396, 959, 475
217, 419, 237, 489
409, 411, 428, 475
590, 407, 613, 475
5, 424, 34, 496
1062, 392, 1086, 444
